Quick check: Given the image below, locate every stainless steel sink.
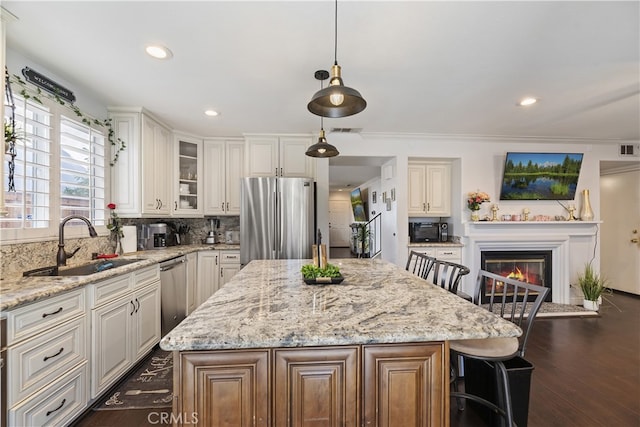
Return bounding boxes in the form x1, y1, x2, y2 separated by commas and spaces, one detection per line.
23, 258, 144, 277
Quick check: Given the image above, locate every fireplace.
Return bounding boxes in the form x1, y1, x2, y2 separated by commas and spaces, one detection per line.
480, 250, 552, 302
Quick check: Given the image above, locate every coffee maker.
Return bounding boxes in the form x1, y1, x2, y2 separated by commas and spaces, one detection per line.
138, 223, 168, 250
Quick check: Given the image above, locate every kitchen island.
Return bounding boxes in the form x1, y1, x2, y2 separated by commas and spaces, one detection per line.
161, 258, 521, 427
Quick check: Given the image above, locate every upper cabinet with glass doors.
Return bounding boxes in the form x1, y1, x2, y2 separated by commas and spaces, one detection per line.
174, 134, 203, 217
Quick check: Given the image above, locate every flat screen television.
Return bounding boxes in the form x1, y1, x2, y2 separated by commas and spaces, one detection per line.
350, 188, 368, 222
499, 152, 584, 200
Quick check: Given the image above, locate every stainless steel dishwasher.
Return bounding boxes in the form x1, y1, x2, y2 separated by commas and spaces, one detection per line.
159, 255, 187, 336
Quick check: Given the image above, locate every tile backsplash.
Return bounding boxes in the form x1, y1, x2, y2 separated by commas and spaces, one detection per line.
0, 216, 239, 280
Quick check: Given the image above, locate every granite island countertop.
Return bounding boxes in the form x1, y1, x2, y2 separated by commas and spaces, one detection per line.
160, 258, 521, 351
0, 243, 240, 312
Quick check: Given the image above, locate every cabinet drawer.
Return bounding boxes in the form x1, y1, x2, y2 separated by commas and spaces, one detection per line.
134, 264, 160, 289
435, 247, 461, 260
9, 362, 88, 427
88, 273, 132, 308
8, 316, 87, 406
220, 251, 240, 264
7, 288, 85, 344
408, 248, 436, 257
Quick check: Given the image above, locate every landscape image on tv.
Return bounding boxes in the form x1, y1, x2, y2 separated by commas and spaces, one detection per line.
500, 152, 583, 200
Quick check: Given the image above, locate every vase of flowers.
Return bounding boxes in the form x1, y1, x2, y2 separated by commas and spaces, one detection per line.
106, 203, 124, 255
467, 191, 490, 221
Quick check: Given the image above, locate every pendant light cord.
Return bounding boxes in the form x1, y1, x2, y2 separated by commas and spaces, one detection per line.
334, 0, 338, 66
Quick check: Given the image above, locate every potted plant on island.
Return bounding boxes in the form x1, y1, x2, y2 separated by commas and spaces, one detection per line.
578, 262, 607, 311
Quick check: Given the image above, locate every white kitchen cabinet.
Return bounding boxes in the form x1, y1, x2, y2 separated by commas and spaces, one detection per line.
197, 251, 219, 306
408, 161, 451, 217
186, 252, 198, 315
245, 135, 314, 178
219, 250, 241, 287
203, 138, 245, 215
174, 133, 203, 217
88, 264, 161, 397
4, 288, 88, 424
9, 363, 88, 427
407, 246, 462, 266
108, 107, 172, 217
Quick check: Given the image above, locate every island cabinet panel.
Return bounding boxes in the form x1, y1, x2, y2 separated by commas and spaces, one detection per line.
273, 347, 360, 427
176, 350, 270, 427
363, 343, 448, 427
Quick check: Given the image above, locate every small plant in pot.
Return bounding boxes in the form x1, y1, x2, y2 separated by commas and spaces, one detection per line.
578, 262, 607, 311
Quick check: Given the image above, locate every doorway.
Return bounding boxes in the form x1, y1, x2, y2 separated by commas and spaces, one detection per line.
329, 199, 351, 247
600, 161, 640, 295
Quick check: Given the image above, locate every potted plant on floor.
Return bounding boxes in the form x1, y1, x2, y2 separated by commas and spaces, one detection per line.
578, 262, 607, 311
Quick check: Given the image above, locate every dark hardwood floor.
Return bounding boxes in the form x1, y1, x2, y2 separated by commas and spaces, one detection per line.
451, 291, 640, 427
74, 292, 639, 427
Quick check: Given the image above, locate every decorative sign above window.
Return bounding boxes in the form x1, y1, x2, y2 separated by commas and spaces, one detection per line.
21, 66, 76, 103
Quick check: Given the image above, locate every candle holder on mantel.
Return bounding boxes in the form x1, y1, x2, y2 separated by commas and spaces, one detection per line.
491, 204, 499, 221
522, 208, 530, 221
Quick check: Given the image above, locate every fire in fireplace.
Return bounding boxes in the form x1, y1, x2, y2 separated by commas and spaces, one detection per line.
480, 250, 552, 302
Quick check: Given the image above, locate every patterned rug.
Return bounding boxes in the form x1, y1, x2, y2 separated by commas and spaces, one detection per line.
95, 348, 173, 410
484, 301, 599, 319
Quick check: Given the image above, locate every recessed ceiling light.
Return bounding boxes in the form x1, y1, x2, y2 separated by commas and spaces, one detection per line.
145, 45, 172, 60
204, 109, 219, 117
518, 97, 538, 106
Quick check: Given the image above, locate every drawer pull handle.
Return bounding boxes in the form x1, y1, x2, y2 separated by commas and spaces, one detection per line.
42, 307, 63, 318
46, 398, 66, 417
44, 347, 64, 362
130, 300, 136, 316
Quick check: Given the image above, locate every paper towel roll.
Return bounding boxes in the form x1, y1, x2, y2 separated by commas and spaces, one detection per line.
121, 226, 137, 253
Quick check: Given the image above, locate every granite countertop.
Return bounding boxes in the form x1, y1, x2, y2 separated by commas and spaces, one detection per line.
160, 258, 521, 351
0, 244, 240, 312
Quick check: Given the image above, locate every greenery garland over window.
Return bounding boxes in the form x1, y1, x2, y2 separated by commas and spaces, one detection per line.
8, 74, 126, 166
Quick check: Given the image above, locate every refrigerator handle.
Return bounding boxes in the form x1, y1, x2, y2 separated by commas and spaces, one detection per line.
273, 189, 277, 252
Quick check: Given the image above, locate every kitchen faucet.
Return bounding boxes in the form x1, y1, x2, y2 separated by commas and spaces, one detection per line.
57, 215, 98, 267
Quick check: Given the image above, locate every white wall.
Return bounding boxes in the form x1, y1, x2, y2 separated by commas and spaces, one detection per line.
317, 132, 638, 278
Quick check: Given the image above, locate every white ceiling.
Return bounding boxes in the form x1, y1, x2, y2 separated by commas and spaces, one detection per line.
3, 1, 639, 187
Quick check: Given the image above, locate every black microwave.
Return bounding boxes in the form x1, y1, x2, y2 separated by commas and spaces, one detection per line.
409, 222, 449, 243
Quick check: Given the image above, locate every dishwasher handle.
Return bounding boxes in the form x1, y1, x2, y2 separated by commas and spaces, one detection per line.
160, 257, 186, 272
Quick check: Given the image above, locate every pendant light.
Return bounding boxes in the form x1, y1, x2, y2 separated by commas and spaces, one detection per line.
307, 0, 366, 118
306, 70, 340, 158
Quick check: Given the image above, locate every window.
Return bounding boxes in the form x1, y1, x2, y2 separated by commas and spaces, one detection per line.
2, 94, 107, 241
60, 115, 106, 228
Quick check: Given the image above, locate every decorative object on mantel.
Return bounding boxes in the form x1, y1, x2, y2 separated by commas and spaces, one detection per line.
490, 204, 499, 221
106, 203, 124, 255
9, 70, 126, 166
577, 262, 607, 311
467, 190, 490, 221
522, 208, 530, 221
580, 189, 594, 221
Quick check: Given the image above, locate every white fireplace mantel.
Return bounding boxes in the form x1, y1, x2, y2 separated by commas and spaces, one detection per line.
462, 221, 601, 305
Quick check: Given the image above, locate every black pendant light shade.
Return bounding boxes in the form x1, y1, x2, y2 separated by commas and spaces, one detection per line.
306, 128, 339, 158
307, 0, 366, 118
308, 64, 366, 118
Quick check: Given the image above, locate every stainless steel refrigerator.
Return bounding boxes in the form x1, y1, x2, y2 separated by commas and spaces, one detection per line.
240, 177, 315, 266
